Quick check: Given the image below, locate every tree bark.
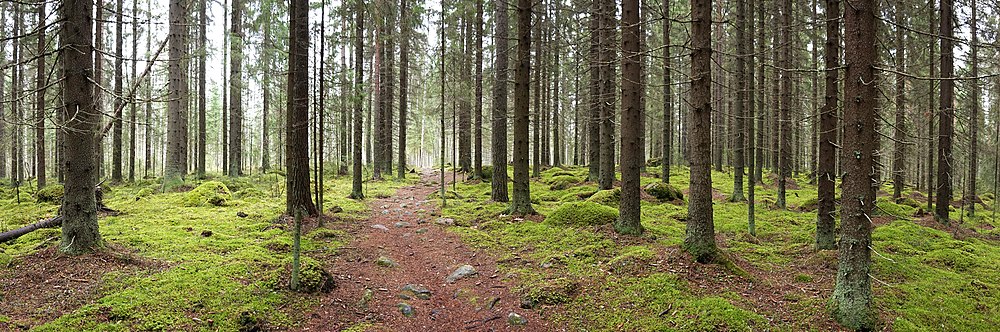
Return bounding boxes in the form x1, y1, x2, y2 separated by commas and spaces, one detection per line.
286, 0, 318, 216
165, 0, 188, 185
831, 0, 877, 328
587, 0, 601, 182
35, 1, 47, 188
398, 0, 410, 179
935, 0, 954, 222
491, 0, 510, 202
966, 0, 979, 216
228, 0, 244, 177
731, 0, 747, 202
891, 2, 906, 200
684, 0, 717, 262
511, 0, 536, 215
746, 0, 757, 236
196, 0, 207, 177
597, 0, 616, 190
661, 0, 671, 184
816, 0, 839, 250
777, 0, 791, 209
350, 2, 365, 199
617, 0, 643, 236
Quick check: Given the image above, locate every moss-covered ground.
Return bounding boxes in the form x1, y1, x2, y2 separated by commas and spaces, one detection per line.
442, 165, 1000, 331
0, 170, 414, 331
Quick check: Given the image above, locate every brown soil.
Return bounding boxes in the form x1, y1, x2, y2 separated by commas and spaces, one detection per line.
299, 171, 559, 331
0, 244, 165, 330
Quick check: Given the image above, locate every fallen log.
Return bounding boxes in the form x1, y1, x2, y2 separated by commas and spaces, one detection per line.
0, 216, 63, 244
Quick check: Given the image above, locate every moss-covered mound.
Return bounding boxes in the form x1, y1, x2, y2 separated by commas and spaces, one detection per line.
586, 188, 621, 207
798, 197, 818, 212
545, 201, 619, 227
645, 157, 662, 167
896, 196, 921, 208
183, 181, 232, 207
643, 182, 683, 202
547, 175, 582, 190
606, 246, 657, 275
36, 185, 65, 203
519, 277, 579, 309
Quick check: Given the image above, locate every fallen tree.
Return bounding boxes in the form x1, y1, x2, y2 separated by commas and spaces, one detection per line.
0, 216, 63, 244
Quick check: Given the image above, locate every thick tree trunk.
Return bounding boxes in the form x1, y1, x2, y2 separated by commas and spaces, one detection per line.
617, 0, 643, 236
165, 0, 188, 185
398, 0, 410, 180
35, 2, 46, 188
967, 0, 979, 216
196, 0, 207, 177
597, 0, 616, 190
832, 0, 877, 328
286, 0, 318, 216
777, 0, 791, 209
746, 0, 757, 236
491, 0, 510, 202
731, 0, 747, 202
662, 0, 671, 184
472, 0, 483, 177
816, 0, 840, 250
935, 0, 954, 222
892, 2, 906, 200
587, 0, 601, 182
511, 0, 536, 215
60, 0, 102, 254
228, 0, 244, 177
926, 0, 935, 212
350, 2, 365, 199
684, 0, 717, 262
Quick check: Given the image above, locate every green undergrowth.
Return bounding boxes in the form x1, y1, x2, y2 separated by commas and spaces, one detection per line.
442, 165, 1000, 331
1, 171, 412, 331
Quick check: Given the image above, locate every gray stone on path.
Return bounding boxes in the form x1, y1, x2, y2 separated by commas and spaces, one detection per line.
415, 228, 429, 234
399, 284, 432, 300
446, 264, 478, 283
371, 224, 390, 231
434, 217, 455, 226
376, 256, 398, 268
394, 221, 411, 228
507, 312, 527, 326
398, 303, 415, 317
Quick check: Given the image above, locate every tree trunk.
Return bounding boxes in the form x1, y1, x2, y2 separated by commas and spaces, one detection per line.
398, 0, 410, 179
617, 0, 643, 236
262, 19, 272, 172
966, 0, 979, 216
597, 0, 616, 190
35, 1, 47, 188
286, 0, 318, 216
684, 0, 717, 262
746, 0, 757, 236
532, 11, 542, 178
935, 0, 954, 222
491, 0, 510, 202
816, 0, 840, 250
350, 2, 365, 199
926, 0, 935, 212
511, 0, 536, 215
196, 0, 207, 177
472, 0, 484, 177
587, 0, 601, 182
892, 2, 906, 200
831, 0, 877, 328
731, 0, 747, 202
0, 4, 6, 181
165, 0, 188, 185
221, 0, 229, 174
128, 0, 137, 182
60, 0, 102, 254
661, 0, 671, 184
459, 8, 472, 174
228, 0, 244, 177
777, 0, 791, 209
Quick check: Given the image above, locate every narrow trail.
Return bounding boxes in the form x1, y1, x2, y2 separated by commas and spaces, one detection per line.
301, 171, 555, 331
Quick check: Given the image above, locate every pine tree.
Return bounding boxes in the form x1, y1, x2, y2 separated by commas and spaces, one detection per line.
511, 0, 536, 215
491, 0, 511, 202
684, 0, 717, 262
286, 0, 317, 216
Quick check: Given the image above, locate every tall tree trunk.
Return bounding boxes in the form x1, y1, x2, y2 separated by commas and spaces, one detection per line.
262, 18, 272, 172
597, 0, 616, 190
532, 11, 542, 178
966, 0, 979, 216
661, 0, 671, 184
196, 0, 207, 177
472, 0, 483, 177
287, 0, 318, 216
511, 0, 536, 215
746, 0, 757, 236
831, 0, 877, 328
926, 0, 935, 212
754, 0, 765, 184
892, 2, 906, 200
777, 0, 791, 209
0, 4, 6, 181
587, 0, 601, 182
165, 0, 188, 185
491, 0, 510, 202
144, 0, 152, 178
731, 0, 747, 202
350, 2, 365, 199
221, 0, 229, 174
459, 7, 472, 174
685, 0, 717, 262
60, 0, 102, 254
128, 0, 137, 182
228, 0, 243, 177
935, 0, 954, 222
816, 0, 839, 250
617, 0, 643, 236
398, 0, 410, 179
35, 1, 46, 188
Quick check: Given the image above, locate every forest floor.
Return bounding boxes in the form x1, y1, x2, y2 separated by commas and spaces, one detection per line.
1, 165, 999, 331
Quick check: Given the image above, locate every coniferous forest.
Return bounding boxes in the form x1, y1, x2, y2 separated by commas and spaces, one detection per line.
1, 0, 999, 330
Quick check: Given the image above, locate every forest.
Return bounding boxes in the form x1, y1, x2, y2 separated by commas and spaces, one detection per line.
1, 0, 998, 330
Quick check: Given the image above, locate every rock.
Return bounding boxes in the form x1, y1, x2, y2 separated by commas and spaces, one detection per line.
200, 230, 213, 237
398, 303, 415, 317
400, 203, 409, 208
381, 210, 390, 215
434, 218, 455, 226
446, 264, 478, 283
399, 284, 432, 300
507, 312, 527, 326
394, 221, 411, 228
358, 289, 374, 309
371, 224, 390, 231
415, 228, 429, 234
329, 205, 344, 213
236, 211, 248, 218
376, 256, 398, 268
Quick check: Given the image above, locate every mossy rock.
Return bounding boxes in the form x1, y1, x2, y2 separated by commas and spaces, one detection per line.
221, 177, 255, 192
875, 197, 914, 218
548, 175, 581, 190
545, 201, 619, 227
645, 157, 662, 167
895, 197, 921, 208
606, 246, 657, 275
519, 278, 579, 309
295, 257, 336, 293
798, 197, 819, 212
921, 248, 978, 272
551, 170, 577, 177
183, 181, 232, 207
36, 185, 65, 203
643, 182, 683, 202
586, 188, 621, 207
136, 187, 156, 200
235, 187, 266, 200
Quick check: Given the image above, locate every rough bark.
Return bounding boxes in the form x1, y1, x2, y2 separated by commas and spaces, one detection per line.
228, 0, 243, 177
777, 0, 791, 209
35, 1, 46, 188
350, 2, 365, 199
286, 0, 318, 216
617, 0, 643, 236
587, 0, 601, 182
129, 0, 137, 182
196, 0, 207, 177
661, 0, 671, 184
892, 2, 906, 200
60, 0, 103, 254
398, 0, 410, 179
473, 0, 484, 177
165, 0, 187, 185
597, 0, 616, 190
967, 0, 979, 216
746, 0, 757, 236
926, 0, 935, 212
511, 0, 536, 215
831, 0, 877, 328
817, 0, 839, 250
935, 0, 953, 222
684, 0, 717, 262
491, 0, 510, 202
731, 0, 747, 202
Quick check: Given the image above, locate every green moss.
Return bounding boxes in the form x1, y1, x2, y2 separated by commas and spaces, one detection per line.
586, 188, 621, 207
519, 277, 579, 308
547, 175, 581, 190
545, 202, 619, 227
875, 197, 916, 219
36, 185, 65, 203
921, 248, 979, 272
235, 187, 267, 200
895, 196, 921, 208
643, 182, 683, 201
135, 187, 155, 199
183, 181, 232, 207
606, 246, 657, 275
798, 197, 818, 211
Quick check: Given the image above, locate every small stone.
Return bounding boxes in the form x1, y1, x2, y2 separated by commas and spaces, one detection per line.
415, 228, 429, 234
434, 218, 455, 226
329, 206, 344, 213
400, 284, 432, 300
400, 203, 409, 208
376, 256, 398, 268
358, 289, 374, 309
371, 224, 390, 231
446, 264, 477, 283
236, 211, 248, 218
398, 303, 415, 317
394, 221, 411, 228
381, 210, 390, 215
487, 297, 501, 310
200, 230, 213, 237
507, 312, 527, 326
380, 205, 389, 209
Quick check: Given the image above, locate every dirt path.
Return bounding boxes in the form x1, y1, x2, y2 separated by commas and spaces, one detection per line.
300, 171, 556, 331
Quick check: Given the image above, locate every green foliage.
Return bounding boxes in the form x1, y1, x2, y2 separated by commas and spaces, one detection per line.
183, 181, 232, 207
545, 202, 619, 227
586, 188, 621, 207
35, 185, 65, 203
